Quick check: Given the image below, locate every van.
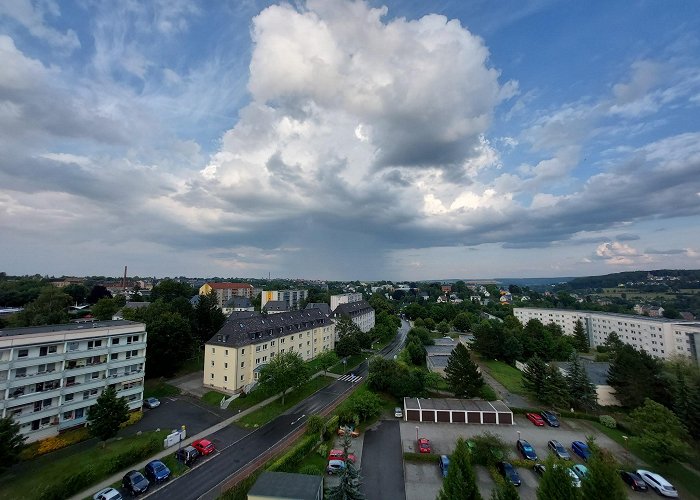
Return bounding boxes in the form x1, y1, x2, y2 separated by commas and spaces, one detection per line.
175, 445, 200, 465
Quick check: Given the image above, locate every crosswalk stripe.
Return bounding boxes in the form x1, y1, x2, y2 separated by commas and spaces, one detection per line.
337, 374, 363, 382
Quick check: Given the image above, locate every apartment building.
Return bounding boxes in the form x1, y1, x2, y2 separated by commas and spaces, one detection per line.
203, 308, 335, 394
330, 293, 363, 311
199, 282, 255, 308
332, 300, 375, 333
260, 290, 308, 311
0, 321, 147, 442
514, 308, 700, 365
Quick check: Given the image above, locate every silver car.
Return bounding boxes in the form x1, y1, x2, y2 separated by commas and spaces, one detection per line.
547, 439, 571, 460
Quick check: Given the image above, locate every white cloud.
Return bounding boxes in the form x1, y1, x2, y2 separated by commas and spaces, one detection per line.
0, 0, 80, 51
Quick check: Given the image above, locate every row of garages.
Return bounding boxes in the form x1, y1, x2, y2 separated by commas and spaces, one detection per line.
403, 398, 513, 425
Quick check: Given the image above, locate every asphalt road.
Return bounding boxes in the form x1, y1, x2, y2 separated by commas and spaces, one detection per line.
361, 420, 406, 500
146, 318, 411, 500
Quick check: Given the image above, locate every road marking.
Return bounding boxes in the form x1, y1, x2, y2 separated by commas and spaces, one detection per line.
291, 414, 306, 426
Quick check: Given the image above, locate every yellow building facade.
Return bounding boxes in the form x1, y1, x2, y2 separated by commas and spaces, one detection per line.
203, 309, 335, 394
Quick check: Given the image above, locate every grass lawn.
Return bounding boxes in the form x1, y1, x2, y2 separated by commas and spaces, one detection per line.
479, 359, 525, 394
590, 422, 700, 495
294, 450, 327, 474
174, 355, 204, 377
330, 354, 366, 374
237, 376, 334, 427
0, 430, 168, 500
144, 378, 181, 398
202, 390, 228, 406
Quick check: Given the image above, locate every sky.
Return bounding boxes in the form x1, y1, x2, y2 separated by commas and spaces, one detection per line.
1, 0, 700, 281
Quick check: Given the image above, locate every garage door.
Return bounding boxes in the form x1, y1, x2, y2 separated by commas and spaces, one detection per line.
467, 411, 481, 424
498, 413, 513, 425
421, 410, 436, 422
437, 411, 450, 422
482, 412, 497, 424
406, 410, 420, 421
452, 412, 465, 423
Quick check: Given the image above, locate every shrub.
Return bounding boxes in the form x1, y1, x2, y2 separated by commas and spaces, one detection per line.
22, 427, 91, 460
298, 465, 323, 475
599, 415, 617, 428
269, 434, 319, 472
38, 466, 98, 500
120, 410, 143, 428
105, 436, 160, 474
471, 432, 510, 466
403, 452, 440, 463
305, 414, 325, 436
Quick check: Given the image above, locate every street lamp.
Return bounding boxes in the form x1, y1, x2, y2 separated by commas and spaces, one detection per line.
517, 430, 521, 441
416, 425, 419, 442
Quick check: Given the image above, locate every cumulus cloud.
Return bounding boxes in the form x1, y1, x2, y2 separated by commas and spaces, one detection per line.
0, 0, 80, 51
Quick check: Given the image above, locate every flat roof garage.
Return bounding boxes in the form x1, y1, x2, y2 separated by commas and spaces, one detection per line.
403, 397, 513, 425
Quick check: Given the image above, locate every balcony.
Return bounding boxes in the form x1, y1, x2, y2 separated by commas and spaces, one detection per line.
65, 346, 109, 360
8, 386, 63, 404
107, 357, 146, 370
11, 370, 62, 387
58, 414, 87, 430
118, 386, 143, 399
110, 341, 146, 353
12, 406, 60, 425
64, 362, 106, 378
9, 355, 66, 369
107, 371, 145, 385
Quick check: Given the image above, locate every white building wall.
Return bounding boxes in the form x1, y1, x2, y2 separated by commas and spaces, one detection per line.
0, 322, 147, 442
330, 293, 362, 311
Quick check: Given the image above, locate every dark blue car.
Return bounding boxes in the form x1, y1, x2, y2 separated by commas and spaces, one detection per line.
517, 439, 538, 461
540, 410, 560, 427
571, 441, 591, 461
497, 461, 521, 487
144, 460, 171, 483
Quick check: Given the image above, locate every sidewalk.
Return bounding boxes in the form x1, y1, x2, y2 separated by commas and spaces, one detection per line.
477, 365, 534, 409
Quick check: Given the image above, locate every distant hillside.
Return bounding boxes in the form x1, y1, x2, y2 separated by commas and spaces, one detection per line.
496, 277, 574, 288
565, 269, 700, 290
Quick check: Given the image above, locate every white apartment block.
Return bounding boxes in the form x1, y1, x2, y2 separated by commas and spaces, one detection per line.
0, 321, 147, 443
199, 282, 255, 308
260, 290, 308, 311
514, 308, 700, 365
330, 293, 363, 312
332, 300, 375, 333
203, 309, 335, 394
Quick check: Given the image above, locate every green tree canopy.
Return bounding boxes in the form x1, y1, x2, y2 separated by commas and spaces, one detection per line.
145, 310, 196, 378
445, 343, 484, 397
573, 319, 589, 352
438, 437, 482, 500
315, 350, 339, 375
565, 354, 597, 411
258, 351, 309, 404
629, 398, 691, 463
150, 279, 195, 303
87, 386, 129, 441
522, 355, 548, 396
607, 344, 671, 407
193, 291, 226, 345
580, 439, 626, 500
0, 417, 25, 470
8, 286, 72, 327
536, 457, 581, 500
452, 312, 472, 332
91, 297, 120, 321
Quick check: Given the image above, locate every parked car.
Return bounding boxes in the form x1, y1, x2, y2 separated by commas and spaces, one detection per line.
572, 464, 589, 479
526, 413, 545, 426
418, 437, 431, 453
565, 467, 582, 488
533, 463, 546, 477
540, 410, 560, 427
516, 439, 538, 461
394, 407, 403, 418
327, 459, 346, 475
192, 438, 215, 455
122, 470, 150, 496
620, 470, 648, 491
143, 397, 160, 409
438, 455, 450, 478
571, 441, 591, 461
175, 445, 200, 465
496, 461, 521, 487
328, 449, 356, 463
636, 470, 678, 497
144, 459, 171, 483
547, 439, 571, 460
93, 487, 123, 500
338, 425, 360, 437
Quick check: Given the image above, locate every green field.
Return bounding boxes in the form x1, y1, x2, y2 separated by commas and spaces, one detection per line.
479, 359, 525, 394
601, 288, 676, 300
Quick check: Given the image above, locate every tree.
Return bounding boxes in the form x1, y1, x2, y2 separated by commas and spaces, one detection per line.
607, 344, 670, 407
536, 457, 581, 500
63, 284, 88, 304
87, 285, 112, 304
305, 414, 325, 436
490, 480, 520, 500
452, 313, 471, 332
326, 456, 365, 500
336, 316, 362, 339
0, 417, 25, 470
629, 398, 691, 463
316, 351, 339, 375
445, 343, 484, 397
438, 438, 482, 500
91, 297, 119, 320
572, 320, 589, 352
338, 391, 383, 423
565, 354, 597, 411
404, 337, 426, 365
603, 331, 624, 353
87, 386, 129, 441
336, 335, 361, 358
145, 311, 196, 378
522, 355, 548, 396
437, 320, 450, 334
258, 351, 309, 404
194, 291, 226, 345
150, 279, 195, 303
8, 286, 72, 327
423, 317, 436, 331
540, 365, 570, 408
580, 439, 626, 500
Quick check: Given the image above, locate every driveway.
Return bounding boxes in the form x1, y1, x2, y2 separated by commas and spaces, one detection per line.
361, 420, 405, 500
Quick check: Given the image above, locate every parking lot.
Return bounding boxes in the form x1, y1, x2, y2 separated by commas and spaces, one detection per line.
401, 415, 652, 500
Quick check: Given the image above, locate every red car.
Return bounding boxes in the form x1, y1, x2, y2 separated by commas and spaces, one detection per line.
328, 449, 356, 463
418, 438, 431, 453
526, 413, 545, 426
192, 438, 215, 456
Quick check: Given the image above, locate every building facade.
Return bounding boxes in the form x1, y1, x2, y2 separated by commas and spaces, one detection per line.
203, 309, 334, 394
260, 290, 308, 311
332, 300, 375, 333
330, 293, 363, 311
514, 308, 700, 365
0, 321, 147, 442
199, 282, 255, 308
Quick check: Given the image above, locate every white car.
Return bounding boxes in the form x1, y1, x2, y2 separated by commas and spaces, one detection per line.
93, 487, 123, 500
394, 407, 403, 418
144, 397, 160, 409
636, 470, 678, 497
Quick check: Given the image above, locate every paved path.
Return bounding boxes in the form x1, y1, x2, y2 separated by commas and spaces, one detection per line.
477, 365, 534, 409
361, 420, 406, 500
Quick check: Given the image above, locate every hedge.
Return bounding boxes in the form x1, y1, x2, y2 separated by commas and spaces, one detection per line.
268, 434, 320, 473
37, 466, 98, 500
403, 452, 440, 463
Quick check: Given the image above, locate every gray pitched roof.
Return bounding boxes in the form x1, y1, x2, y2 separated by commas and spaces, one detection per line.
332, 300, 373, 318
305, 303, 331, 315
263, 300, 288, 312
206, 308, 332, 348
248, 471, 322, 500
224, 296, 252, 308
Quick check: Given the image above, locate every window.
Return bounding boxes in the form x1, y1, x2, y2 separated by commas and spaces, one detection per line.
110, 353, 118, 360
270, 352, 275, 358
241, 348, 245, 354
211, 361, 215, 367
210, 373, 214, 379
17, 349, 28, 358
68, 342, 79, 351
63, 411, 72, 419
225, 349, 229, 355
271, 340, 275, 346
240, 375, 244, 381
240, 362, 244, 368
255, 358, 260, 364
39, 345, 57, 356
112, 338, 120, 345
256, 346, 261, 352
224, 375, 228, 382
75, 408, 84, 418
212, 347, 215, 353
66, 376, 76, 386
65, 393, 74, 401
262, 356, 267, 362
87, 340, 102, 349
15, 367, 26, 378
224, 362, 228, 368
